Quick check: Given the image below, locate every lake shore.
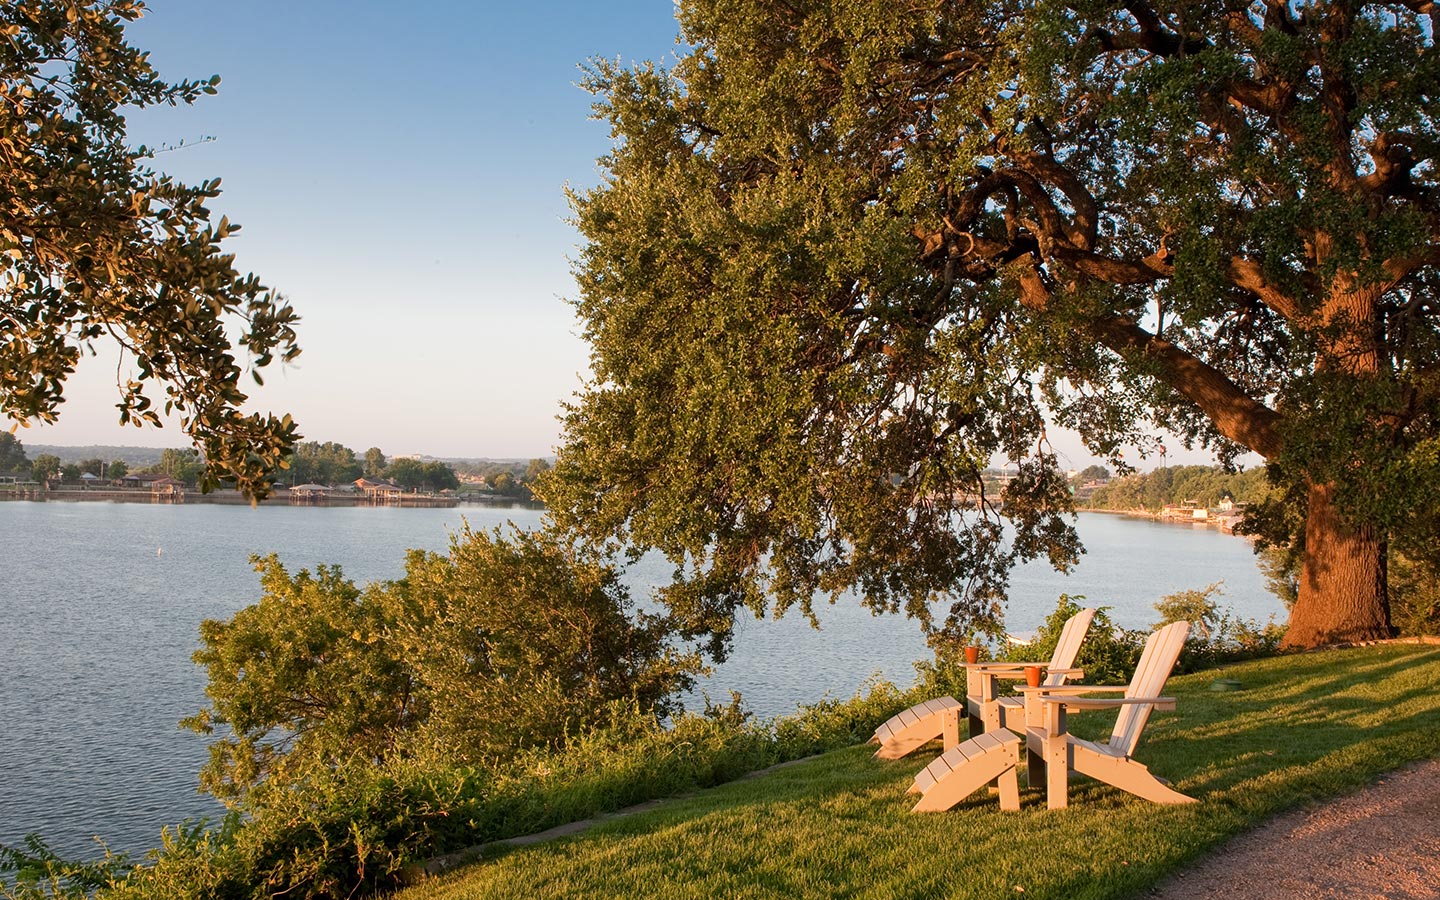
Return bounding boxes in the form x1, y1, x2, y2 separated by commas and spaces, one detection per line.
0, 487, 534, 508
1077, 505, 1251, 536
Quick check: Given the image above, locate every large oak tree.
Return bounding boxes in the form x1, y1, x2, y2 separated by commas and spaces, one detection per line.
1, 1, 299, 496
545, 0, 1439, 651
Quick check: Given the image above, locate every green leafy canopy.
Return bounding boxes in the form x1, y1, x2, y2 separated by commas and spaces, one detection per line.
544, 0, 1439, 652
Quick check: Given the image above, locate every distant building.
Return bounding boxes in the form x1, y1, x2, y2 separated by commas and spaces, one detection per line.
354, 477, 404, 499
122, 473, 168, 487
149, 476, 185, 496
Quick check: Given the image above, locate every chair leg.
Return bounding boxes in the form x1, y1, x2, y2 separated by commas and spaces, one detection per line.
942, 709, 960, 751
1044, 737, 1069, 810
997, 763, 1020, 811
1072, 753, 1198, 806
1027, 745, 1045, 789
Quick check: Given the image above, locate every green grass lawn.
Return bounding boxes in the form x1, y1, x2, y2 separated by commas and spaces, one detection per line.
392, 645, 1440, 900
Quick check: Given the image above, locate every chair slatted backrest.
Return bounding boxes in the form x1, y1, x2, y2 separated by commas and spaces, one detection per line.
1043, 608, 1098, 687
1110, 621, 1191, 757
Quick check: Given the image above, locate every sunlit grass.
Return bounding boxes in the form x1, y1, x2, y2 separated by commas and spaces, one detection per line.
393, 645, 1440, 900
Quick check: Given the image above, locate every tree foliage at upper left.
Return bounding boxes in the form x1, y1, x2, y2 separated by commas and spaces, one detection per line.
0, 1, 299, 497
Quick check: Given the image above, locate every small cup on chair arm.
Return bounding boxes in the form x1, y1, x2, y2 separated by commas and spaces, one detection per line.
1024, 665, 1043, 688
964, 646, 980, 664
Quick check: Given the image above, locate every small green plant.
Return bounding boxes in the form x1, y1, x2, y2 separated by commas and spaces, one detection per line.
1153, 582, 1224, 640
1153, 583, 1286, 670
1, 834, 130, 900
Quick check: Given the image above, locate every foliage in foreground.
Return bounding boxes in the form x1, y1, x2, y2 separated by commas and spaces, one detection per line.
184, 526, 701, 800
392, 645, 1440, 900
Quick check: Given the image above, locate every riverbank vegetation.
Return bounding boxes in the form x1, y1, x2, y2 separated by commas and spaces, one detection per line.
1, 590, 1292, 899
6, 636, 1436, 900
183, 527, 700, 801
1082, 466, 1273, 514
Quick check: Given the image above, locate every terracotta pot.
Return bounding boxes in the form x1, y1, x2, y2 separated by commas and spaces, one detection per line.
964, 646, 980, 664
1024, 665, 1043, 688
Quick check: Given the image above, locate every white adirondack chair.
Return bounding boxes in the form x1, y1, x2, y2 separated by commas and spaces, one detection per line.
964, 607, 1096, 736
868, 608, 1096, 761
906, 620, 1193, 813
1024, 619, 1195, 809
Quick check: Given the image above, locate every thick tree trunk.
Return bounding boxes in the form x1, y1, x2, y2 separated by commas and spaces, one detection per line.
1280, 482, 1391, 649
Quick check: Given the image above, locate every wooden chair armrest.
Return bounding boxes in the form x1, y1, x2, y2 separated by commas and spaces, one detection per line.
966, 664, 1085, 680
1015, 684, 1128, 694
965, 662, 1039, 673
1039, 695, 1177, 711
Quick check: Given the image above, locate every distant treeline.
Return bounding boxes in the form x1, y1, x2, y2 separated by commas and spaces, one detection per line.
4, 436, 552, 498
1084, 465, 1272, 512
284, 442, 553, 498
25, 443, 167, 468
0, 433, 197, 484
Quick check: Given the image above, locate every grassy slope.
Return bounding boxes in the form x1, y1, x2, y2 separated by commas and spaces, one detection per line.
394, 645, 1440, 900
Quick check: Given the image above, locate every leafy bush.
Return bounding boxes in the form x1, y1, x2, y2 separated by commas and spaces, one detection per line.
1028, 596, 1142, 685
184, 557, 417, 800
186, 526, 703, 799
772, 678, 911, 760
0, 834, 131, 900
1391, 550, 1440, 637
1151, 582, 1286, 670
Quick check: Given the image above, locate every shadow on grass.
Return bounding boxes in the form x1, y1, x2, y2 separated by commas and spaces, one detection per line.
397, 645, 1440, 900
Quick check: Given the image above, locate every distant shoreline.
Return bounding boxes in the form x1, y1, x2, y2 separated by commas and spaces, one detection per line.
0, 487, 541, 510
1076, 505, 1250, 537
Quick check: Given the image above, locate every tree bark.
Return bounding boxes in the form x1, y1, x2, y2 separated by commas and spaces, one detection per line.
1281, 484, 1391, 648
1274, 276, 1392, 648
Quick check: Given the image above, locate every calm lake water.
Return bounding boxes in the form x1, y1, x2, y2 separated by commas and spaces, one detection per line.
0, 502, 1283, 858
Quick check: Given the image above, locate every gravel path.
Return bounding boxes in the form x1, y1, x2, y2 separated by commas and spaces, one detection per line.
1146, 758, 1440, 900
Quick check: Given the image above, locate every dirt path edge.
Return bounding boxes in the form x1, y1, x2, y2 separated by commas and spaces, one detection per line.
1144, 757, 1440, 900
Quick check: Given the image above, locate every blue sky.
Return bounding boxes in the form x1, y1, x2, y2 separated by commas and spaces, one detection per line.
33, 0, 682, 459
29, 1, 1224, 471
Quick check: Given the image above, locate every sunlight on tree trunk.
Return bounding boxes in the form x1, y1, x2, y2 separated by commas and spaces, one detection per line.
1285, 483, 1390, 648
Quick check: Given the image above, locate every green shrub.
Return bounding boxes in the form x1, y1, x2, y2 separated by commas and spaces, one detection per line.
772, 678, 911, 760
1392, 550, 1440, 637
1151, 583, 1286, 671
186, 527, 703, 799
0, 834, 131, 900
